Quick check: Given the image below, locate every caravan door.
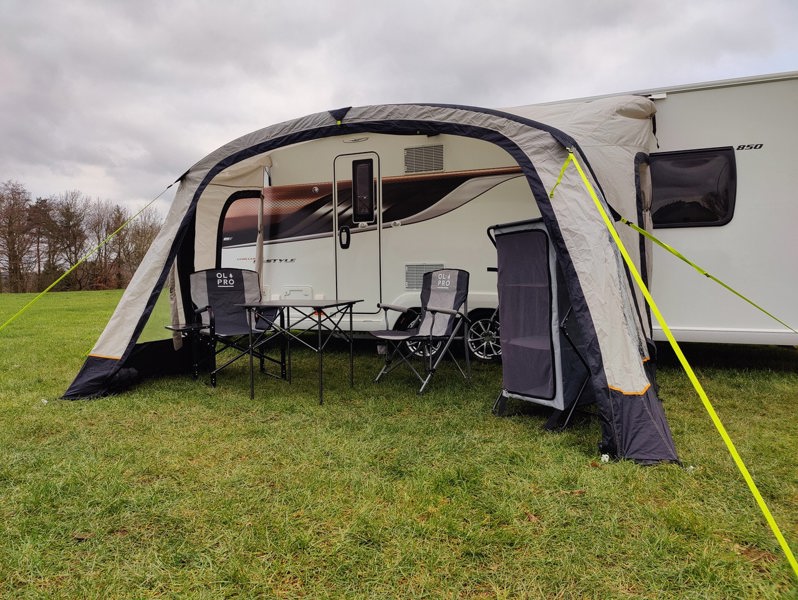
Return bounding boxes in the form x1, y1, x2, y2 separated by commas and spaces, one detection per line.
333, 152, 382, 313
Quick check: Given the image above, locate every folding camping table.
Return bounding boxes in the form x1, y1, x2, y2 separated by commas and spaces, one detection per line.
240, 299, 362, 404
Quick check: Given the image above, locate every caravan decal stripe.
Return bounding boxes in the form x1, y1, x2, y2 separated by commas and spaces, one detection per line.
563, 151, 798, 580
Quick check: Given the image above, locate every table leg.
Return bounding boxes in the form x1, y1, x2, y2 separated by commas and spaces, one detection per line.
349, 304, 354, 387
248, 309, 255, 400
279, 308, 287, 380
286, 307, 292, 383
318, 309, 323, 405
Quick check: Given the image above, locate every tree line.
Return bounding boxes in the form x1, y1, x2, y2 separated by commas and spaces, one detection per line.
0, 180, 162, 293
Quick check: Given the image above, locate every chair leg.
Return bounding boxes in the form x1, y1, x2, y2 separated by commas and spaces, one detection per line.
417, 341, 442, 394
418, 371, 434, 394
210, 342, 217, 387
425, 321, 470, 387
374, 363, 390, 383
375, 340, 426, 387
374, 342, 394, 382
189, 333, 199, 380
462, 321, 471, 380
375, 325, 473, 395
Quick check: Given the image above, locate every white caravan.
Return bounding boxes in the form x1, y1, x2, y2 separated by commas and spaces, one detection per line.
219, 72, 798, 353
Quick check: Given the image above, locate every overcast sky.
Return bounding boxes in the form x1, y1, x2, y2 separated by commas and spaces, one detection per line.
1, 0, 796, 214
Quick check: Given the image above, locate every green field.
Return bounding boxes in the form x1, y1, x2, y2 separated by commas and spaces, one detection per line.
1, 290, 796, 598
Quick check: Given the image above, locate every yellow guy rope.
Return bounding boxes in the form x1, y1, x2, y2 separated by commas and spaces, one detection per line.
554, 150, 798, 579
0, 184, 174, 335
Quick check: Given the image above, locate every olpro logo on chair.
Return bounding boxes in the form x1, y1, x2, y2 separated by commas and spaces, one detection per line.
435, 271, 452, 288
216, 272, 237, 288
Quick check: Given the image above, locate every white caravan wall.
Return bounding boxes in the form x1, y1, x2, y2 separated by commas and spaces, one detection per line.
649, 76, 797, 344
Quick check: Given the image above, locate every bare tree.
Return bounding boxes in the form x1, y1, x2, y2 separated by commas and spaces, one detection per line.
105, 204, 129, 288
51, 190, 89, 290
29, 197, 60, 290
30, 197, 51, 276
0, 182, 163, 293
121, 206, 161, 283
84, 197, 124, 289
0, 180, 34, 292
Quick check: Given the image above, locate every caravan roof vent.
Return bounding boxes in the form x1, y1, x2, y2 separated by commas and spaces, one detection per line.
404, 145, 444, 173
405, 263, 444, 290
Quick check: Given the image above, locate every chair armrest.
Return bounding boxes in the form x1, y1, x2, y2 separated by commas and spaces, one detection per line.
377, 303, 409, 314
426, 305, 470, 323
165, 323, 208, 333
427, 306, 468, 321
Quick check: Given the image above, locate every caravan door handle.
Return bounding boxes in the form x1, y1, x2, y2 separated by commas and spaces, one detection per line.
338, 225, 351, 249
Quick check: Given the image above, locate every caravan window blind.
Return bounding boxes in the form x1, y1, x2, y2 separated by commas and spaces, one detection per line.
352, 159, 375, 223
650, 147, 737, 228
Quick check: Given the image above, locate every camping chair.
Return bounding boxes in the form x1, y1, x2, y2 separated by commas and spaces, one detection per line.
189, 268, 283, 387
370, 268, 470, 394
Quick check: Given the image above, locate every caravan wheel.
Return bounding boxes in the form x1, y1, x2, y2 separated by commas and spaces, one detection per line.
467, 312, 501, 362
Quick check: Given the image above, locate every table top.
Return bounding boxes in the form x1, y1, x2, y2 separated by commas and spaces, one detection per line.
239, 299, 363, 309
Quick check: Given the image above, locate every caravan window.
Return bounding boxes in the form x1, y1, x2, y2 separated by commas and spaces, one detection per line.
650, 147, 736, 228
351, 159, 376, 223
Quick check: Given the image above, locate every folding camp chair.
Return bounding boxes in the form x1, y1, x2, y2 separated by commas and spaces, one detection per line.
370, 268, 470, 394
189, 268, 283, 387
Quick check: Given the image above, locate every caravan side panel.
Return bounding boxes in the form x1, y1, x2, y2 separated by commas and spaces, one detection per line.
649, 75, 798, 345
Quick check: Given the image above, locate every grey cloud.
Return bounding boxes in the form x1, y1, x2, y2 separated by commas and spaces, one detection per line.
1, 0, 795, 209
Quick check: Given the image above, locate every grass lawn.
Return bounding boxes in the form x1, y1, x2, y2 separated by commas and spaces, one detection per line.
1, 290, 796, 598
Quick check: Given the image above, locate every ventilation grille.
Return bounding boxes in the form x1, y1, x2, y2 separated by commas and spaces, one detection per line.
405, 263, 444, 290
404, 145, 444, 173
